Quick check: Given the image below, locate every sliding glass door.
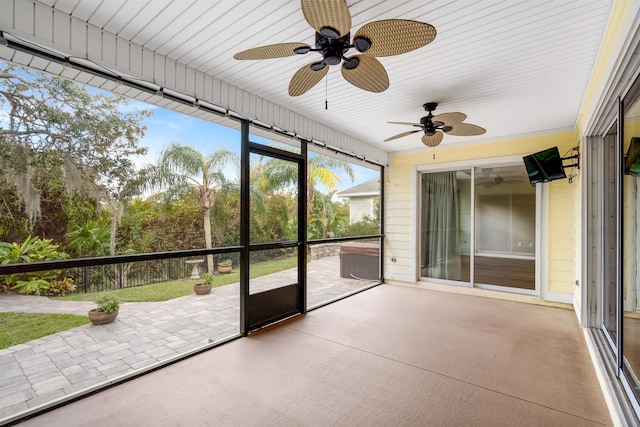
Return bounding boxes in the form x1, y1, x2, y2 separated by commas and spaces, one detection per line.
622, 83, 640, 403
420, 164, 536, 293
474, 165, 535, 290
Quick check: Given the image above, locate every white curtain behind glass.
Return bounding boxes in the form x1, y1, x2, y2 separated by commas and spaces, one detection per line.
421, 172, 461, 280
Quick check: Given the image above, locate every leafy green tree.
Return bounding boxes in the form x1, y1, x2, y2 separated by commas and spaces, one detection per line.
0, 62, 150, 240
344, 197, 380, 237
210, 184, 241, 246
261, 154, 354, 237
65, 221, 110, 257
146, 143, 239, 273
249, 156, 296, 243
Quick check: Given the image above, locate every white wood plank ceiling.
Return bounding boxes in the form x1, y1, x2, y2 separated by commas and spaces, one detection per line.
5, 0, 615, 153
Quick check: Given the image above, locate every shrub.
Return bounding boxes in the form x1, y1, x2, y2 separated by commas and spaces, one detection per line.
203, 273, 215, 285
95, 293, 120, 313
48, 278, 76, 296
0, 236, 69, 293
11, 279, 51, 296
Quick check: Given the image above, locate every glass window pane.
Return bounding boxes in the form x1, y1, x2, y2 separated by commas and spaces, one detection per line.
474, 165, 535, 290
622, 87, 640, 401
604, 124, 619, 343
310, 152, 380, 240
249, 152, 298, 244
249, 248, 298, 295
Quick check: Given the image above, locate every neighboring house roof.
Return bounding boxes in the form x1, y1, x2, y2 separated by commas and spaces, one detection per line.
337, 179, 380, 198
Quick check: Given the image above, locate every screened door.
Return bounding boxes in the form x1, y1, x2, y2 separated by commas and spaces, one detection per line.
243, 141, 306, 332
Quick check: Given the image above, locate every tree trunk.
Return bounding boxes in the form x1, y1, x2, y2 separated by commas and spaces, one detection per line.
203, 208, 213, 274
109, 213, 117, 256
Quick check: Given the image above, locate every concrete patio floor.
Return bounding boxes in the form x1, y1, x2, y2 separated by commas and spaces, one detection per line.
0, 256, 377, 422
11, 285, 612, 426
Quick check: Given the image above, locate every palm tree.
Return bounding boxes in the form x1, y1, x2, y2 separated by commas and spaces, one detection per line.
262, 154, 354, 238
148, 142, 238, 273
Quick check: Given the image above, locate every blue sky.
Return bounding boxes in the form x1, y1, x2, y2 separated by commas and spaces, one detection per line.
128, 99, 379, 193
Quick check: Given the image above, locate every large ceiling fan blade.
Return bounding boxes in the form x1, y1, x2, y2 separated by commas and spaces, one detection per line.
353, 20, 436, 57
288, 62, 329, 96
301, 0, 351, 38
388, 121, 423, 127
341, 55, 389, 93
445, 123, 486, 136
233, 43, 311, 60
384, 130, 421, 142
432, 112, 467, 125
422, 131, 444, 147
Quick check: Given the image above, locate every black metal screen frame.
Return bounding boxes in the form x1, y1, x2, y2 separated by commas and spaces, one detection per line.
240, 122, 308, 334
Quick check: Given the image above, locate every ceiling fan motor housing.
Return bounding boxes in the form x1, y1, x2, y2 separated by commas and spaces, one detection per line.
315, 32, 351, 66
423, 102, 438, 112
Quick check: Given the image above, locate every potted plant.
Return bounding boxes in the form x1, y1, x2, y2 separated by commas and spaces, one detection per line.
88, 292, 120, 325
194, 272, 214, 295
217, 259, 233, 274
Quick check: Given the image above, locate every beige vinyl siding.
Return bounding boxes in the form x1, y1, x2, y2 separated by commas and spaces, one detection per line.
348, 197, 375, 224
548, 179, 576, 294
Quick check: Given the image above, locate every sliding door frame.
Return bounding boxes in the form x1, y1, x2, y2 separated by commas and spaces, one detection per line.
416, 156, 541, 297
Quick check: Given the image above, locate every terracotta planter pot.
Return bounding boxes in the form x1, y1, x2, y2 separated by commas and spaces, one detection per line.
217, 265, 232, 274
193, 284, 212, 295
88, 308, 118, 325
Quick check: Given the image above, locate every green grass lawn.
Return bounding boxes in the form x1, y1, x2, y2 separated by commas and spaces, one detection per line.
56, 256, 298, 303
0, 312, 90, 350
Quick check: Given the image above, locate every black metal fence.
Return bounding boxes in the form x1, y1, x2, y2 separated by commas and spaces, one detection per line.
59, 257, 206, 293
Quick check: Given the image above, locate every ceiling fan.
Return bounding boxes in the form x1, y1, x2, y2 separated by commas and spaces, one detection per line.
233, 0, 436, 96
385, 102, 486, 147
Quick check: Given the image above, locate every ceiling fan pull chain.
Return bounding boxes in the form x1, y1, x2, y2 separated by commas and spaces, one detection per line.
325, 73, 328, 110
433, 147, 436, 159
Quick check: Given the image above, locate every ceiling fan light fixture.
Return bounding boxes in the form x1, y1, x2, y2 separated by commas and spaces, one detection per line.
319, 26, 340, 39
324, 53, 342, 65
353, 36, 371, 53
293, 46, 311, 54
310, 62, 327, 71
343, 56, 359, 70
